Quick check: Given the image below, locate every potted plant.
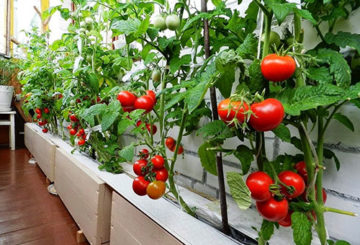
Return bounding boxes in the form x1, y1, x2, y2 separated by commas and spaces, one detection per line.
0, 57, 17, 111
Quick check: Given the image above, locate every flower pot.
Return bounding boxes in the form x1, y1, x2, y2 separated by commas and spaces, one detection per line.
0, 85, 14, 111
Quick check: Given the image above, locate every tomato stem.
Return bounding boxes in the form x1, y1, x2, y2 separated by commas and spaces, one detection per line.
323, 206, 357, 216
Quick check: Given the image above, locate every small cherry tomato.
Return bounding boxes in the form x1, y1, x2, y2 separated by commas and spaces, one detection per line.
96, 96, 101, 102
165, 137, 176, 150
155, 168, 168, 182
278, 211, 292, 227
122, 106, 134, 112
69, 114, 79, 122
177, 145, 184, 154
78, 138, 85, 146
82, 134, 86, 140
261, 54, 296, 82
152, 15, 166, 30
152, 70, 161, 82
134, 95, 155, 113
256, 197, 289, 222
117, 91, 137, 107
138, 149, 149, 159
69, 129, 77, 136
165, 14, 180, 31
35, 108, 42, 114
151, 155, 165, 170
218, 99, 249, 125
42, 128, 48, 133
249, 98, 284, 132
67, 125, 72, 130
146, 123, 157, 134
133, 159, 148, 176
36, 114, 41, 119
295, 161, 308, 182
133, 176, 150, 196
44, 108, 50, 114
246, 171, 274, 202
278, 171, 305, 199
146, 181, 166, 199
77, 128, 85, 135
146, 90, 156, 103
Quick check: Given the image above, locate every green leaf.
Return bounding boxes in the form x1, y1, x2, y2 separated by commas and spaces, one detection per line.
198, 142, 217, 176
314, 49, 351, 88
102, 111, 119, 131
186, 81, 210, 113
87, 72, 99, 93
111, 19, 141, 35
236, 33, 257, 58
169, 55, 191, 74
264, 1, 295, 24
119, 143, 135, 162
181, 10, 221, 32
333, 113, 354, 132
80, 104, 107, 126
197, 120, 233, 140
325, 32, 360, 54
226, 172, 251, 210
117, 119, 133, 135
324, 148, 341, 170
306, 67, 332, 84
291, 212, 313, 245
294, 8, 317, 25
259, 220, 274, 241
273, 124, 291, 142
233, 145, 254, 175
247, 59, 264, 93
335, 241, 351, 245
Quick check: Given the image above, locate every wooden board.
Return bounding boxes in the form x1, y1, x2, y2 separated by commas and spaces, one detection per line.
110, 191, 183, 245
55, 147, 111, 245
25, 123, 56, 181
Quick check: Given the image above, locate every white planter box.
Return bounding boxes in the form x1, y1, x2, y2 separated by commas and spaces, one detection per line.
55, 147, 112, 245
0, 85, 14, 111
25, 123, 56, 182
110, 191, 182, 245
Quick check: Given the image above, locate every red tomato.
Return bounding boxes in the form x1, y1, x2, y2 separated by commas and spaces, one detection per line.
44, 108, 50, 114
35, 108, 41, 114
133, 176, 150, 196
96, 96, 101, 102
177, 145, 184, 154
322, 189, 327, 203
249, 98, 284, 132
78, 138, 85, 146
218, 99, 249, 125
69, 114, 79, 122
122, 106, 134, 112
138, 149, 149, 159
42, 128, 48, 133
69, 129, 77, 136
77, 128, 85, 135
151, 155, 165, 170
146, 123, 157, 134
295, 161, 308, 182
36, 114, 41, 119
165, 137, 176, 150
155, 168, 168, 181
146, 90, 156, 103
136, 120, 145, 130
134, 95, 155, 113
302, 188, 327, 203
246, 171, 274, 202
67, 124, 72, 130
117, 91, 137, 107
146, 181, 166, 199
82, 134, 87, 140
133, 159, 148, 176
256, 197, 289, 222
278, 171, 305, 199
278, 211, 292, 227
261, 54, 296, 82
76, 98, 82, 103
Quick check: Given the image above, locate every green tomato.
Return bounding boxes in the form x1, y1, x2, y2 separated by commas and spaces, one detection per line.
262, 31, 281, 48
153, 15, 166, 30
165, 15, 180, 31
152, 70, 161, 82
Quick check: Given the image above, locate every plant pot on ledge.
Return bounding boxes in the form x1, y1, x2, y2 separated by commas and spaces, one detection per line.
0, 85, 14, 111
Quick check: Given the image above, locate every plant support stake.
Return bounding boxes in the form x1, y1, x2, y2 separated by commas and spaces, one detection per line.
201, 0, 230, 235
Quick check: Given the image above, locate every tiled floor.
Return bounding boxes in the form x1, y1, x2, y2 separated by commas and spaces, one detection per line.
0, 147, 88, 245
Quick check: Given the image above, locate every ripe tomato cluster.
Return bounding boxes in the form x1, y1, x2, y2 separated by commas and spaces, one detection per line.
218, 98, 284, 132
34, 107, 50, 133
67, 113, 86, 146
165, 137, 184, 154
246, 162, 327, 227
117, 90, 156, 113
132, 149, 168, 200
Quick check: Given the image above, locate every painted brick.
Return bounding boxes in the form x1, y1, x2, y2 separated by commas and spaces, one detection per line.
193, 182, 218, 198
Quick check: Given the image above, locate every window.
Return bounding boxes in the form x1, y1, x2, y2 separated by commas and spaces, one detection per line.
0, 0, 10, 56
